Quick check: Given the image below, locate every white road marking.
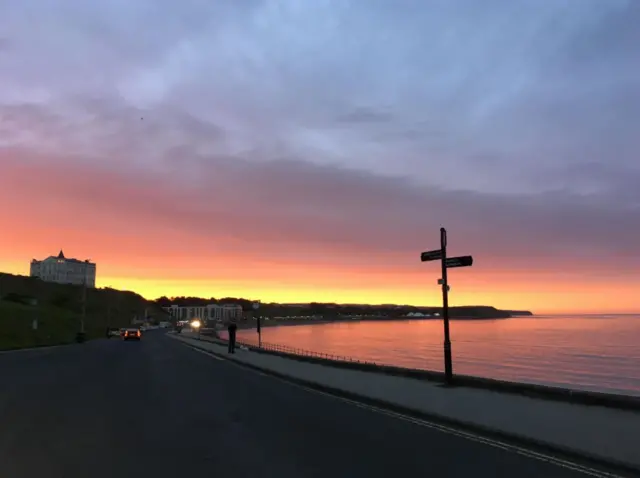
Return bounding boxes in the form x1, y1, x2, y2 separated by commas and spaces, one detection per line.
298, 387, 624, 478
180, 341, 628, 478
0, 344, 63, 355
188, 346, 223, 361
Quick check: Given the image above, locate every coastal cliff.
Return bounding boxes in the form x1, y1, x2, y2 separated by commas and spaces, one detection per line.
503, 310, 535, 316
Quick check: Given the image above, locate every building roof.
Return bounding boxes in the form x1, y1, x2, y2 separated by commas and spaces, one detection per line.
63, 258, 90, 264
39, 250, 94, 265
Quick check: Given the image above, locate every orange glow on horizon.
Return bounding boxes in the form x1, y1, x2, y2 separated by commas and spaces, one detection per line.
1, 155, 638, 316
1, 256, 638, 315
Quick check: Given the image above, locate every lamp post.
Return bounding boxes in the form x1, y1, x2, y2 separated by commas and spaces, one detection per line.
253, 302, 261, 348
77, 259, 89, 343
192, 319, 201, 339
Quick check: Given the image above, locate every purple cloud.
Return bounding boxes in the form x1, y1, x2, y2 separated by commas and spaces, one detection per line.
1, 0, 639, 279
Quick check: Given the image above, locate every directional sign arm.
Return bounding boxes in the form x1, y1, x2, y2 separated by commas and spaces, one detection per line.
445, 255, 473, 268
421, 249, 442, 262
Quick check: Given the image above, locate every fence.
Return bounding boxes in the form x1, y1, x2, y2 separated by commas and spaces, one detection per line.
204, 329, 380, 366
238, 339, 382, 367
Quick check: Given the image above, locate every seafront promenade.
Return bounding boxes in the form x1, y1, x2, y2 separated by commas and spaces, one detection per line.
174, 330, 640, 474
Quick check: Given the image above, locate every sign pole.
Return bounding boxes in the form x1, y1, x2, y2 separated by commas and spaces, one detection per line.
440, 227, 453, 383
420, 232, 473, 385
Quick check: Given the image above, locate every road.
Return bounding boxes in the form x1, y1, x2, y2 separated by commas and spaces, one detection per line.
0, 331, 621, 478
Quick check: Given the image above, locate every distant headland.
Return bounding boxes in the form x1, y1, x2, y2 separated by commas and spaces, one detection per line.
156, 296, 532, 320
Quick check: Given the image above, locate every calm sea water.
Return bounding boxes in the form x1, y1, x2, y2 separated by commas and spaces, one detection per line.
236, 315, 640, 396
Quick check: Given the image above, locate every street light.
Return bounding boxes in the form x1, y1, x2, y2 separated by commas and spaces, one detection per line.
76, 259, 89, 343
191, 319, 201, 339
253, 302, 261, 348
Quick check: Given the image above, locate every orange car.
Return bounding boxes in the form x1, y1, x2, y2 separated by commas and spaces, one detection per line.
122, 328, 142, 341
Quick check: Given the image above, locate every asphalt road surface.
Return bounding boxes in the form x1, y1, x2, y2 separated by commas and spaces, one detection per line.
0, 331, 622, 478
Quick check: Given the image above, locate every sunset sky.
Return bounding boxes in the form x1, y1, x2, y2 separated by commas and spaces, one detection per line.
1, 1, 639, 314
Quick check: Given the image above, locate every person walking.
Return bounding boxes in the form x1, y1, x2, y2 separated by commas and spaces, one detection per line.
227, 316, 238, 354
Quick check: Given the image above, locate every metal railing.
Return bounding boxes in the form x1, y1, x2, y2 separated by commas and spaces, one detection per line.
188, 330, 640, 405
198, 329, 381, 366
191, 331, 421, 373
235, 338, 381, 367
193, 331, 420, 372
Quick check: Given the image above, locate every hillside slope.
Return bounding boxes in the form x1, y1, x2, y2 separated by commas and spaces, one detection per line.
0, 273, 169, 350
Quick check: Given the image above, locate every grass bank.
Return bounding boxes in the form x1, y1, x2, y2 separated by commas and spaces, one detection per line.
0, 301, 89, 350
0, 273, 171, 350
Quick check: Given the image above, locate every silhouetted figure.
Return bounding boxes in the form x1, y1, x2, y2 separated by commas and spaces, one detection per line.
227, 317, 238, 354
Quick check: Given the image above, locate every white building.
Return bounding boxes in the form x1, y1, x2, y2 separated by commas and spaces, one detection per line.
30, 250, 96, 288
163, 303, 243, 323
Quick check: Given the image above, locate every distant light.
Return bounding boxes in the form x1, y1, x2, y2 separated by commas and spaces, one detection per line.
191, 320, 201, 329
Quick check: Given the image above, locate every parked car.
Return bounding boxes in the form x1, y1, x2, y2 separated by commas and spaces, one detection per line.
106, 327, 120, 338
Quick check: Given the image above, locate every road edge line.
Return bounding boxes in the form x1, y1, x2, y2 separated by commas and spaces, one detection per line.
175, 336, 640, 477
0, 344, 66, 354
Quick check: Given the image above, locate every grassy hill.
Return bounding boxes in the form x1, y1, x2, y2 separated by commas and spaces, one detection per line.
0, 273, 170, 350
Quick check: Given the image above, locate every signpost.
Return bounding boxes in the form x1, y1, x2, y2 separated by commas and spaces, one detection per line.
420, 228, 473, 383
253, 302, 261, 348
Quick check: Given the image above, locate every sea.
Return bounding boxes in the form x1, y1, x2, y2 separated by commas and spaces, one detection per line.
236, 315, 640, 397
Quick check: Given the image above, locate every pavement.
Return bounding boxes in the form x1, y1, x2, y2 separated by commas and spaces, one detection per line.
0, 331, 633, 478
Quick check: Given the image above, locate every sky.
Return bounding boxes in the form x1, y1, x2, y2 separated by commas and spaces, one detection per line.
1, 0, 639, 313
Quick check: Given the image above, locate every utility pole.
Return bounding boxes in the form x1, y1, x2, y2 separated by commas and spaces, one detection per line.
81, 261, 87, 333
